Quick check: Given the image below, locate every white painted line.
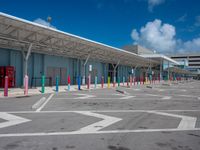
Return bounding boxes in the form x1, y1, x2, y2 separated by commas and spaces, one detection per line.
177, 94, 197, 98
120, 96, 135, 99
74, 94, 95, 99
6, 109, 200, 114
75, 111, 122, 132
0, 128, 199, 137
149, 111, 197, 129
145, 94, 160, 97
31, 97, 46, 110
180, 89, 186, 92
36, 93, 54, 112
161, 96, 172, 100
133, 89, 141, 91
0, 112, 31, 129
158, 89, 165, 92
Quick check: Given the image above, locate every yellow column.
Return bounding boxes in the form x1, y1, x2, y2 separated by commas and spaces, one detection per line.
108, 76, 110, 88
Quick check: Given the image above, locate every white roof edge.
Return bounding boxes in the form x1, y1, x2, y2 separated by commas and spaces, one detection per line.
140, 54, 180, 65
0, 12, 142, 58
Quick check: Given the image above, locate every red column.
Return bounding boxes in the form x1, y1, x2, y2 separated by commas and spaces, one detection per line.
4, 76, 8, 97
101, 76, 104, 88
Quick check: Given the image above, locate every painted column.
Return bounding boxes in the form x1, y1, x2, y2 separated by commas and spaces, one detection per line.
95, 76, 97, 88
101, 76, 104, 88
41, 75, 45, 93
24, 75, 28, 96
56, 76, 59, 92
67, 75, 70, 91
108, 76, 110, 88
4, 76, 8, 97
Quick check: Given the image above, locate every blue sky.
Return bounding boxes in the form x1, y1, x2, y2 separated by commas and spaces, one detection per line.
1, 0, 200, 53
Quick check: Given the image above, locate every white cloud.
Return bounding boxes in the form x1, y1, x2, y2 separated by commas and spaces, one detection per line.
131, 29, 139, 41
147, 0, 165, 12
131, 19, 200, 54
182, 38, 200, 52
33, 18, 56, 28
131, 19, 176, 52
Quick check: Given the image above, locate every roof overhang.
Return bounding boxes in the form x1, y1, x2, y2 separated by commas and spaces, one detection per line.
0, 12, 158, 67
164, 67, 192, 74
140, 54, 180, 65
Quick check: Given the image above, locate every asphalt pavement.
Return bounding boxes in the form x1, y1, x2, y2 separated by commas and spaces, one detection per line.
0, 80, 199, 150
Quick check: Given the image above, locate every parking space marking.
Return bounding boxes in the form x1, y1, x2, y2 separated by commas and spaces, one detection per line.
74, 94, 96, 99
149, 111, 197, 129
75, 111, 122, 132
120, 95, 135, 99
31, 97, 46, 110
6, 109, 200, 114
161, 96, 172, 100
0, 128, 200, 137
0, 112, 31, 129
0, 110, 199, 137
36, 93, 54, 112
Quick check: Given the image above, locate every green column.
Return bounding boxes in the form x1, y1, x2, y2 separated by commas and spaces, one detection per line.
118, 76, 120, 87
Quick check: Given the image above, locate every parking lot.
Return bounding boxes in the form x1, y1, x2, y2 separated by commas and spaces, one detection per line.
0, 81, 200, 150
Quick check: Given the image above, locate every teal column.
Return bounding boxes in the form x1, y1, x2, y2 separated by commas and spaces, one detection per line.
56, 76, 59, 92
95, 76, 97, 88
118, 76, 120, 87
41, 75, 45, 93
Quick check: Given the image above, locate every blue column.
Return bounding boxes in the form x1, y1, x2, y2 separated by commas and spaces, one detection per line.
56, 76, 59, 92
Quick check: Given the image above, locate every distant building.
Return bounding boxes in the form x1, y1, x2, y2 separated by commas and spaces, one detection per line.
170, 54, 200, 78
122, 45, 154, 55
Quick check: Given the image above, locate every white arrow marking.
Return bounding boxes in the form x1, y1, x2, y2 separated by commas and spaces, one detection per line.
75, 111, 122, 132
74, 94, 95, 99
149, 111, 197, 129
120, 95, 135, 99
0, 112, 31, 129
161, 96, 172, 100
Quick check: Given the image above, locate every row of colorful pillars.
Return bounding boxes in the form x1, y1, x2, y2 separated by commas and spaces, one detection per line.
3, 72, 189, 97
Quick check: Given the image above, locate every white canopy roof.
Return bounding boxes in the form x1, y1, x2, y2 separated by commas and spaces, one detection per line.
0, 12, 158, 67
140, 54, 180, 65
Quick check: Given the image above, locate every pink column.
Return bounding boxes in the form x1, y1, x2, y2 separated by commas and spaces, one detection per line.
130, 76, 132, 86
24, 75, 28, 96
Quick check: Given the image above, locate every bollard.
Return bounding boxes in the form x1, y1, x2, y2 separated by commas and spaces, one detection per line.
127, 77, 129, 87
143, 76, 145, 85
101, 76, 104, 88
82, 76, 85, 85
24, 75, 28, 96
56, 76, 59, 92
130, 76, 132, 86
78, 75, 81, 90
87, 74, 91, 89
113, 76, 116, 87
67, 75, 71, 91
4, 76, 8, 97
41, 75, 45, 94
108, 76, 110, 88
123, 76, 125, 86
118, 76, 120, 87
95, 76, 97, 88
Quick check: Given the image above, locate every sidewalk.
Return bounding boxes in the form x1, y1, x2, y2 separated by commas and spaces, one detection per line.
0, 80, 183, 98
